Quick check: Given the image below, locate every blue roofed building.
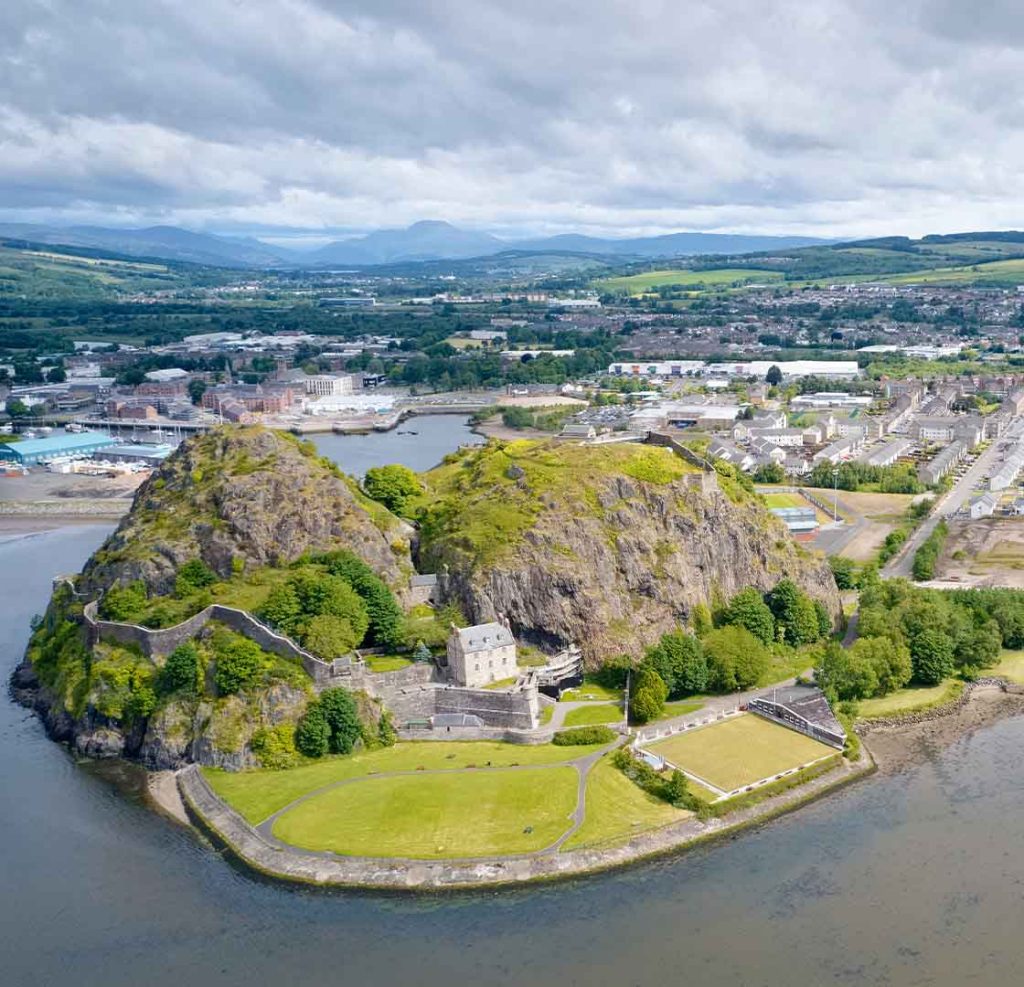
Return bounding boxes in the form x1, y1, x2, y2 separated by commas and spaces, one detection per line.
0, 431, 117, 466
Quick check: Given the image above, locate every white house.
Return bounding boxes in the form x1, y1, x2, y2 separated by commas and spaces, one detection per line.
446, 621, 517, 688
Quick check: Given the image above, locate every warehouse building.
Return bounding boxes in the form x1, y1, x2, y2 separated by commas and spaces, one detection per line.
0, 431, 116, 466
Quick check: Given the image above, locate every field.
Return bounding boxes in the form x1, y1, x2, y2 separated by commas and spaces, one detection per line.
990, 650, 1024, 685
596, 267, 784, 295
561, 757, 687, 850
880, 257, 1024, 287
933, 518, 1024, 587
826, 490, 916, 562
564, 703, 623, 726
762, 491, 806, 509
204, 741, 605, 825
857, 680, 964, 719
271, 767, 578, 858
647, 714, 834, 793
559, 675, 623, 702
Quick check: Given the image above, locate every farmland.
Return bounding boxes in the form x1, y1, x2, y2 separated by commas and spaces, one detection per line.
596, 267, 784, 295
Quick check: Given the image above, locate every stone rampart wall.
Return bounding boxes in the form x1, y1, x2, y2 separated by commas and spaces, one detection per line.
435, 684, 538, 730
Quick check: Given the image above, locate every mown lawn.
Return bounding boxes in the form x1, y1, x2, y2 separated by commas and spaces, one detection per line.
561, 758, 686, 851
564, 703, 622, 727
272, 767, 578, 858
857, 680, 964, 719
650, 699, 704, 722
596, 268, 783, 295
364, 654, 413, 672
648, 714, 834, 792
204, 741, 602, 825
559, 676, 623, 703
988, 650, 1024, 685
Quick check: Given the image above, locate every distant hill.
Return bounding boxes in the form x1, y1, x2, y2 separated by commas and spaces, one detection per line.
0, 220, 829, 269
0, 223, 287, 268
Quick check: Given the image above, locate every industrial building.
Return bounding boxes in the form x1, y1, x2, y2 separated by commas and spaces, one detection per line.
96, 443, 174, 466
0, 431, 116, 466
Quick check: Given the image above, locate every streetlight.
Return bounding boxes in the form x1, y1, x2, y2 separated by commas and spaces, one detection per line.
832, 467, 840, 521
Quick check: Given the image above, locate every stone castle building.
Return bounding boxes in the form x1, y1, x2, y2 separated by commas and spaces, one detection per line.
446, 620, 517, 688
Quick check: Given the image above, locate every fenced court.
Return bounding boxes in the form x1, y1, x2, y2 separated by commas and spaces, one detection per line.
645, 713, 835, 795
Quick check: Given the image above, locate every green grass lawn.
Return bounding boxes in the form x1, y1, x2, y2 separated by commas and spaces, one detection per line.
364, 654, 413, 673
271, 766, 578, 859
596, 268, 783, 295
988, 650, 1024, 685
647, 714, 834, 792
484, 676, 519, 690
651, 699, 704, 722
204, 741, 602, 825
559, 676, 623, 703
561, 758, 686, 851
762, 492, 806, 509
564, 703, 623, 727
857, 680, 964, 719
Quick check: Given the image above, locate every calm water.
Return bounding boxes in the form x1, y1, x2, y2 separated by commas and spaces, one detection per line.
308, 413, 484, 476
4, 423, 1024, 985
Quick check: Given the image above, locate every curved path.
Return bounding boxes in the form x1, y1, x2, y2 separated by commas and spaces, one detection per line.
254, 741, 620, 860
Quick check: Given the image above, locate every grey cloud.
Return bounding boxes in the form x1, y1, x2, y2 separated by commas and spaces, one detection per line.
1, 0, 1024, 237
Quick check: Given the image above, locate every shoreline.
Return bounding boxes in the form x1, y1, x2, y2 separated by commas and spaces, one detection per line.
176, 749, 875, 892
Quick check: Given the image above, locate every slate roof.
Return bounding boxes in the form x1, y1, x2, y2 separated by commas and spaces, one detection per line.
457, 622, 514, 653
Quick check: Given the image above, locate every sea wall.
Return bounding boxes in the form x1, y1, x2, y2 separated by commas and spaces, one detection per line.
177, 750, 873, 891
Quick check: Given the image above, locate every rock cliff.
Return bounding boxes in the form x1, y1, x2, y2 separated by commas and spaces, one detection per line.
80, 426, 411, 597
419, 440, 840, 663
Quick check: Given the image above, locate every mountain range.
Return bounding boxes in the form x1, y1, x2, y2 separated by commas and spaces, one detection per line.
0, 220, 828, 269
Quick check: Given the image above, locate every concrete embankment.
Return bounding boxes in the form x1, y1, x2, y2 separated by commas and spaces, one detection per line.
177, 752, 873, 892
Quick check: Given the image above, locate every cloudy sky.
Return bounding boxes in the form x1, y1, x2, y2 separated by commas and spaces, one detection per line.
3, 0, 1024, 240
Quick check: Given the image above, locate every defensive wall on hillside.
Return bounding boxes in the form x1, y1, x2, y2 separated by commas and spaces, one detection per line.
80, 600, 541, 730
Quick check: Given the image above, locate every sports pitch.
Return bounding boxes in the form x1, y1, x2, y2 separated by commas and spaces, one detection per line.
647, 714, 835, 793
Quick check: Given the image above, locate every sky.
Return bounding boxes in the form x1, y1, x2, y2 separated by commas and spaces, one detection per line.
3, 0, 1024, 240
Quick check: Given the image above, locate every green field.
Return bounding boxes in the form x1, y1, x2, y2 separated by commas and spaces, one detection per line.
857, 680, 963, 719
559, 675, 623, 703
561, 758, 686, 850
648, 714, 834, 793
762, 492, 806, 509
271, 766, 578, 859
204, 740, 604, 825
652, 699, 705, 722
596, 267, 784, 295
880, 257, 1024, 287
564, 703, 623, 727
363, 654, 413, 673
990, 650, 1024, 685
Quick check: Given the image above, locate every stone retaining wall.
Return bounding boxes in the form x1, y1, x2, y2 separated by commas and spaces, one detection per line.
82, 600, 343, 686
177, 748, 874, 891
857, 678, 1023, 732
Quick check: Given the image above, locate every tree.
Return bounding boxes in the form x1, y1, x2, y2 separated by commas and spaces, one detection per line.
815, 640, 878, 701
643, 631, 708, 698
160, 642, 200, 695
188, 378, 207, 405
5, 398, 30, 417
957, 619, 1001, 672
828, 555, 857, 590
753, 461, 785, 484
765, 364, 783, 386
629, 665, 668, 723
722, 588, 776, 645
703, 625, 769, 691
302, 614, 359, 658
288, 570, 370, 645
46, 365, 66, 383
663, 769, 691, 808
413, 640, 432, 662
911, 627, 955, 685
768, 579, 822, 645
318, 687, 362, 754
295, 702, 330, 758
320, 551, 404, 648
259, 583, 302, 635
362, 463, 422, 515
213, 635, 264, 694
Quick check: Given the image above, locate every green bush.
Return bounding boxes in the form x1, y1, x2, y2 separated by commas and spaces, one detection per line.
174, 559, 218, 597
642, 631, 707, 698
250, 724, 300, 769
295, 702, 330, 757
363, 463, 422, 515
721, 587, 776, 645
159, 641, 201, 695
99, 581, 148, 622
212, 634, 265, 695
302, 614, 360, 658
629, 665, 668, 723
552, 725, 616, 745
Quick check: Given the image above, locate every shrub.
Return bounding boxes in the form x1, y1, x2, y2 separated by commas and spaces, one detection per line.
174, 559, 218, 597
552, 725, 616, 745
302, 614, 359, 659
593, 653, 632, 689
318, 687, 363, 755
159, 641, 200, 695
100, 581, 148, 622
828, 555, 857, 590
295, 702, 330, 758
363, 463, 422, 515
250, 724, 299, 769
212, 634, 264, 695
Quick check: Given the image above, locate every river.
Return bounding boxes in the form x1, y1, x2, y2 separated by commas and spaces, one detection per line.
4, 421, 1024, 985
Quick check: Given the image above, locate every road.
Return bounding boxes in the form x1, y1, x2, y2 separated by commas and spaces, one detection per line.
883, 419, 1024, 579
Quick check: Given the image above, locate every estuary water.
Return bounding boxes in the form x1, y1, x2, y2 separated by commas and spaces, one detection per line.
4, 422, 1024, 986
